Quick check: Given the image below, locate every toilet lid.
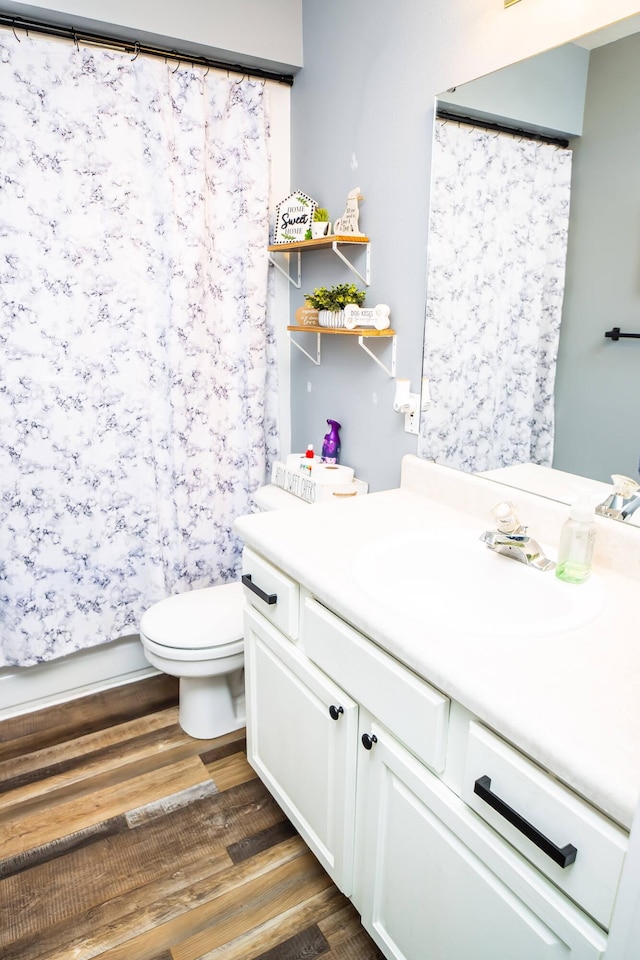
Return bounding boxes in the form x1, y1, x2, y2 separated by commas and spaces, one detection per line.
140, 581, 243, 650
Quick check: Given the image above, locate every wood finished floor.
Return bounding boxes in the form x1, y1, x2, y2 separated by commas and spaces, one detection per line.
0, 675, 384, 960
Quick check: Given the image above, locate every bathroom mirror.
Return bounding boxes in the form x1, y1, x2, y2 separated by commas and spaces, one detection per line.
418, 15, 640, 515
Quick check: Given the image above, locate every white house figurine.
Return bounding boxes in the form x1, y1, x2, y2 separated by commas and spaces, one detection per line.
273, 191, 317, 244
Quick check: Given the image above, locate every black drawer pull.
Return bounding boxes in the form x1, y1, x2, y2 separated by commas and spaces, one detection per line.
474, 775, 577, 869
241, 574, 277, 606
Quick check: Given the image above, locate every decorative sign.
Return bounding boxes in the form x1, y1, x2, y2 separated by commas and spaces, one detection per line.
295, 303, 320, 327
333, 187, 365, 236
273, 191, 317, 244
343, 303, 391, 331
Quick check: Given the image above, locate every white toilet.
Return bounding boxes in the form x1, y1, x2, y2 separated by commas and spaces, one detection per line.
139, 484, 306, 739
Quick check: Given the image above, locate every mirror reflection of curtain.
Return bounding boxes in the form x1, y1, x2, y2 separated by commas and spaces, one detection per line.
418, 119, 572, 474
0, 32, 276, 667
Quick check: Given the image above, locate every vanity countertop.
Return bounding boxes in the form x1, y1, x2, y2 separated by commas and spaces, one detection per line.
235, 456, 640, 830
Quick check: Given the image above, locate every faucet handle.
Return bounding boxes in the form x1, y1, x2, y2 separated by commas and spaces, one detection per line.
492, 501, 522, 535
611, 475, 640, 497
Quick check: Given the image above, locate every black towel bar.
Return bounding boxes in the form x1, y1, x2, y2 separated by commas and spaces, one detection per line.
605, 327, 640, 341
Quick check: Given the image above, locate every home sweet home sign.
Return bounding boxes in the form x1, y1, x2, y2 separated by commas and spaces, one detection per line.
273, 191, 317, 243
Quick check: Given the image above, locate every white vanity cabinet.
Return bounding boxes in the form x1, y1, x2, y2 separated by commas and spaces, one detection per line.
355, 716, 606, 960
241, 552, 618, 960
244, 605, 359, 890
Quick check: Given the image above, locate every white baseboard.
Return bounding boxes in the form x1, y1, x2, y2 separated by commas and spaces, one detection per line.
0, 635, 159, 720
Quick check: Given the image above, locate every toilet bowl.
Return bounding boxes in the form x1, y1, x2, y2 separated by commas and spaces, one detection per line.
139, 484, 308, 739
140, 582, 245, 739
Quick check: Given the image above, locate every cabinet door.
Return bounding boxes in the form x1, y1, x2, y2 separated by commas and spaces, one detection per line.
244, 606, 358, 893
356, 719, 606, 960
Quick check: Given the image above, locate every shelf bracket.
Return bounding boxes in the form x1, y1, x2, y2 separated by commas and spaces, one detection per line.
288, 329, 321, 365
268, 250, 302, 288
358, 334, 396, 378
331, 241, 371, 286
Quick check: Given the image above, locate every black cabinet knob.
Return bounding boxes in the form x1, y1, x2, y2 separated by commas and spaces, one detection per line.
329, 705, 344, 721
361, 733, 378, 750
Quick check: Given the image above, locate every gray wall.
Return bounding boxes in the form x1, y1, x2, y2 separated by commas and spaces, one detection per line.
554, 32, 640, 482
439, 43, 589, 138
291, 0, 640, 492
290, 1, 435, 492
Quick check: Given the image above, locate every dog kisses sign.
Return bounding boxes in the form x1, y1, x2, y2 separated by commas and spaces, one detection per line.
273, 191, 317, 244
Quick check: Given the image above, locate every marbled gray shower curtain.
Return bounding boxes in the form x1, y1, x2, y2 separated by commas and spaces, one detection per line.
418, 119, 572, 473
0, 31, 278, 666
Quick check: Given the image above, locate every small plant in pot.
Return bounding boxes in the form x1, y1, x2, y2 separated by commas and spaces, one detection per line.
304, 283, 366, 328
311, 207, 331, 239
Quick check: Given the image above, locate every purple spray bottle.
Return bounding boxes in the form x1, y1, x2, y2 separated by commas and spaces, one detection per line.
321, 419, 341, 464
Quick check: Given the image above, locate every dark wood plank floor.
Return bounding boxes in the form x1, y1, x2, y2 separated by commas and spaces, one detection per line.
0, 675, 384, 960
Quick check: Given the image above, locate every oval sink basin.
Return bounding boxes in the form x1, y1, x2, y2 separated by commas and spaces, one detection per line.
354, 531, 605, 637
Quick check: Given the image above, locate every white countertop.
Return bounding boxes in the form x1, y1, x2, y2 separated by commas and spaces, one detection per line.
236, 456, 640, 830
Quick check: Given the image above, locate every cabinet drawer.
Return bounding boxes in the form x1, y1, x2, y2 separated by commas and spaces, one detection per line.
242, 548, 299, 640
303, 597, 449, 772
462, 722, 627, 930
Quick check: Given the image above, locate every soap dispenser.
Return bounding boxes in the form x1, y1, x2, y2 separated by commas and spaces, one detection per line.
555, 499, 596, 584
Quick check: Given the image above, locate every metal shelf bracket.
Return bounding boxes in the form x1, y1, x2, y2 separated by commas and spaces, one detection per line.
288, 329, 321, 365
268, 250, 302, 288
358, 334, 397, 378
332, 241, 371, 286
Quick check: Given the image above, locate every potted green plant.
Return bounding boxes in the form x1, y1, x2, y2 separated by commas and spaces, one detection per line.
311, 207, 331, 239
304, 283, 366, 328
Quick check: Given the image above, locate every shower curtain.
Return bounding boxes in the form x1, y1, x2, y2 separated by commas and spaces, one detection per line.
0, 31, 278, 667
418, 118, 572, 474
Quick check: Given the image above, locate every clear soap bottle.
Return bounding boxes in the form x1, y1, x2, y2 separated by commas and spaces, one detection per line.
555, 499, 596, 584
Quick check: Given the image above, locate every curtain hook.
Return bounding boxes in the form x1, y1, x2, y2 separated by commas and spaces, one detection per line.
12, 19, 21, 42
203, 63, 210, 78
72, 30, 79, 52
172, 58, 181, 74
130, 41, 140, 62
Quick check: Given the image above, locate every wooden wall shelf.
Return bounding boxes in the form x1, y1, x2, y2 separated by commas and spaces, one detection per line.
268, 235, 369, 252
287, 325, 395, 337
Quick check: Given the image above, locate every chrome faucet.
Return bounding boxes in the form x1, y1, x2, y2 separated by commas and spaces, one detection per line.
596, 475, 640, 522
621, 495, 640, 520
480, 501, 555, 572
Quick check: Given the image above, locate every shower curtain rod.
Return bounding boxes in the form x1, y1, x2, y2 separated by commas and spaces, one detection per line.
0, 13, 295, 86
436, 109, 569, 148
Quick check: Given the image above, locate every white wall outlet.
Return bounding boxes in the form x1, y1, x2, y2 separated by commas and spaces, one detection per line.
405, 394, 420, 435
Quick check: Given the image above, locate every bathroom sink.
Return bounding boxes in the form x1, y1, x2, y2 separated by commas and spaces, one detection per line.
354, 530, 605, 637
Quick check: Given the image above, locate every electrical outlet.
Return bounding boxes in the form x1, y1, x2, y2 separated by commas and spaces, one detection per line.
404, 410, 420, 436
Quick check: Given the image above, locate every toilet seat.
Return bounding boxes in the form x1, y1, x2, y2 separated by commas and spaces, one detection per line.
140, 581, 243, 659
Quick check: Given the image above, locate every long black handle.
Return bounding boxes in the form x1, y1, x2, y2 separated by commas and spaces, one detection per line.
241, 573, 277, 606
474, 775, 577, 868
